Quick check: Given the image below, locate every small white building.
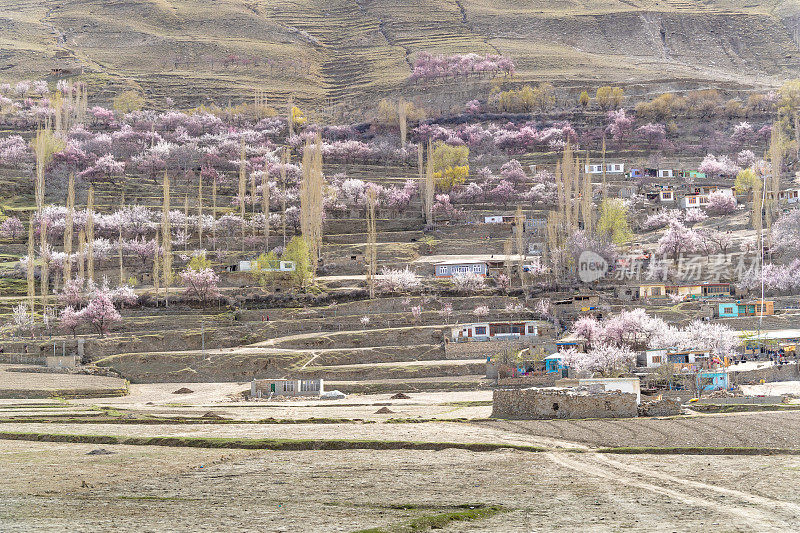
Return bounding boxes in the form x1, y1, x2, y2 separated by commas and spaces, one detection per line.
585, 163, 624, 175
484, 215, 516, 224
251, 378, 324, 398
637, 348, 670, 368
680, 194, 709, 209
237, 260, 296, 272
451, 321, 543, 342
658, 169, 674, 178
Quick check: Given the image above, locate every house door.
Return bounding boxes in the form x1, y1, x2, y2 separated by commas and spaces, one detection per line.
270, 383, 275, 393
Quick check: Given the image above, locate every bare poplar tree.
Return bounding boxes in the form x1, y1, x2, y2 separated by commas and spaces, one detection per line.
571, 156, 581, 232
262, 172, 270, 250
238, 139, 247, 251
86, 186, 95, 285
281, 148, 288, 247
300, 134, 324, 278
514, 205, 526, 289
288, 95, 295, 137
27, 220, 35, 313
398, 99, 408, 148
118, 225, 125, 285
425, 140, 435, 227
366, 187, 378, 298
503, 238, 513, 283
40, 220, 49, 310
767, 125, 783, 226
162, 170, 172, 306
184, 194, 189, 251
77, 230, 86, 281
418, 144, 425, 219
581, 153, 593, 233
601, 136, 608, 202
153, 229, 161, 305
251, 160, 258, 242
197, 172, 203, 247
63, 173, 75, 285
212, 175, 217, 250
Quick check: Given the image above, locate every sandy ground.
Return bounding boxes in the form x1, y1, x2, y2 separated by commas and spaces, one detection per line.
4, 383, 800, 530
2, 441, 800, 532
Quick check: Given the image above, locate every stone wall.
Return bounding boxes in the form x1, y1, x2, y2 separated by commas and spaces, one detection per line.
491, 387, 638, 419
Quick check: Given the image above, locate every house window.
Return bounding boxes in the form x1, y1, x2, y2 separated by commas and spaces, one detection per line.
651, 287, 662, 296
526, 325, 537, 335
438, 267, 446, 274
475, 326, 487, 335
472, 264, 482, 272
723, 307, 734, 314
652, 355, 662, 364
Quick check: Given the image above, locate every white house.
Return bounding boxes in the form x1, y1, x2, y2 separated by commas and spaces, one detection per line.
451, 321, 542, 342
251, 378, 323, 398
637, 348, 670, 368
435, 261, 488, 277
237, 260, 296, 272
680, 194, 709, 209
585, 163, 624, 175
484, 215, 516, 224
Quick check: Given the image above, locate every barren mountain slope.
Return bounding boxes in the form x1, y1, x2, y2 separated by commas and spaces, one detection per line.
0, 0, 799, 107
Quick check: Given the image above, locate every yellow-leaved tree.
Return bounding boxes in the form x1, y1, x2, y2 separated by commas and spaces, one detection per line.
430, 142, 469, 191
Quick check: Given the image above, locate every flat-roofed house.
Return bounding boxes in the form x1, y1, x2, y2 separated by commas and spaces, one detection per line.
434, 261, 488, 277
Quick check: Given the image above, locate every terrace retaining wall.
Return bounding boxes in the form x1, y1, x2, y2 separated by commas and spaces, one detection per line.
491, 387, 638, 419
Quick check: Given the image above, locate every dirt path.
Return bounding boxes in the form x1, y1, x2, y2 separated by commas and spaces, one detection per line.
548, 452, 800, 531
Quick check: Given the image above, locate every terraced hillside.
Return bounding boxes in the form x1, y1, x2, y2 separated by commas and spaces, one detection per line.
1, 0, 799, 109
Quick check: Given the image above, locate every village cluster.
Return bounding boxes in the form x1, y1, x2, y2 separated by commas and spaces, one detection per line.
0, 75, 799, 423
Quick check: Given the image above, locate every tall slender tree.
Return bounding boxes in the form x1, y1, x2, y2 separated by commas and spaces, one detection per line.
262, 171, 270, 250
153, 229, 161, 305
281, 148, 288, 247
197, 172, 204, 247
514, 205, 526, 289
211, 175, 217, 249
398, 99, 408, 148
424, 140, 435, 226
86, 186, 95, 285
300, 134, 324, 278
162, 170, 172, 306
238, 139, 247, 251
26, 219, 35, 314
63, 173, 75, 285
366, 187, 378, 298
77, 230, 85, 282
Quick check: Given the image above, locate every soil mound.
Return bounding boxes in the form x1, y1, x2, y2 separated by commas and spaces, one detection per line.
390, 393, 410, 399
375, 407, 394, 414
172, 387, 194, 394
